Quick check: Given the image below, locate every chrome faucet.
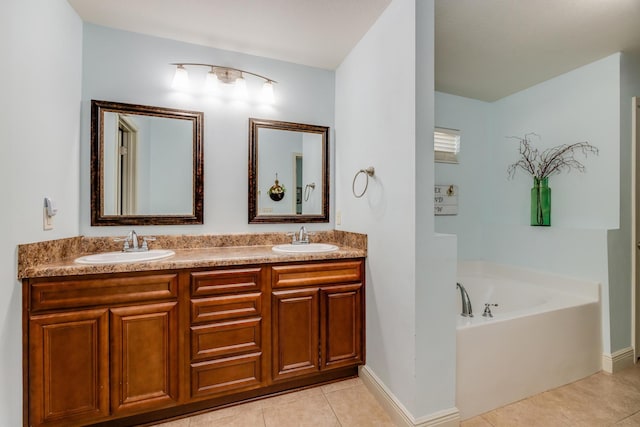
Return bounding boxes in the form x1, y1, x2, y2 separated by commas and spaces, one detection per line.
289, 226, 313, 245
298, 226, 308, 243
456, 282, 473, 317
114, 230, 154, 252
129, 230, 139, 250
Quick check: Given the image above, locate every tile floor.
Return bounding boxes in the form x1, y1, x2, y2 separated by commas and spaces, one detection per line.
153, 377, 394, 427
462, 363, 640, 427
155, 363, 640, 427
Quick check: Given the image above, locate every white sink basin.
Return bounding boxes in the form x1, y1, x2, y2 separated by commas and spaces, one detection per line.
272, 243, 339, 254
74, 249, 175, 265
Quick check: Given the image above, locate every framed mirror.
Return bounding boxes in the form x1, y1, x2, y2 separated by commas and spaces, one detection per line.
91, 100, 204, 225
249, 118, 329, 223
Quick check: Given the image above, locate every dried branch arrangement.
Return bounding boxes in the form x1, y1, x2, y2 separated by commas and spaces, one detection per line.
507, 133, 598, 179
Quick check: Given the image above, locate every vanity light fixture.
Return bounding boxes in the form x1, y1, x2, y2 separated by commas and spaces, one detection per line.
171, 63, 276, 103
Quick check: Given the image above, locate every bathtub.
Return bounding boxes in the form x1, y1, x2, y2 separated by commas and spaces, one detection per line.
456, 261, 601, 420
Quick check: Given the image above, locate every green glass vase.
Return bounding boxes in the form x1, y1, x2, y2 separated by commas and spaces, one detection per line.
531, 177, 551, 226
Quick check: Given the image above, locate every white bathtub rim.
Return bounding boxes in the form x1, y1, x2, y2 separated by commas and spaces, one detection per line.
456, 298, 599, 329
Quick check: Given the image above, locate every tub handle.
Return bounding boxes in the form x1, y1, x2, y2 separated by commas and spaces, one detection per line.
482, 303, 498, 318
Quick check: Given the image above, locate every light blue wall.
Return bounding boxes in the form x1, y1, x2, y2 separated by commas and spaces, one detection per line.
0, 0, 83, 425
608, 52, 640, 351
336, 0, 457, 420
489, 54, 620, 230
81, 24, 335, 236
336, 0, 418, 411
435, 53, 640, 354
434, 93, 491, 260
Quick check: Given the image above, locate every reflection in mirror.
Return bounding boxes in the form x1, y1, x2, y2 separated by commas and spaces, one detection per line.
249, 118, 329, 223
91, 100, 204, 225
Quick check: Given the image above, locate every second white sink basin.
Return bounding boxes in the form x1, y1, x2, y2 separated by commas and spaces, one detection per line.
74, 249, 175, 265
272, 243, 339, 254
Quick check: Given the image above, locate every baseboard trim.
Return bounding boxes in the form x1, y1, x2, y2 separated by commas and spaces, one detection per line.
359, 366, 460, 427
602, 347, 635, 373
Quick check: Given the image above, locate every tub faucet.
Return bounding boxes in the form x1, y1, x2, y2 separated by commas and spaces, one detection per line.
456, 282, 473, 317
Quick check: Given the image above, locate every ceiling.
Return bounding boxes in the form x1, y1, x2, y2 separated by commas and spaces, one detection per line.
66, 0, 391, 70
436, 0, 640, 101
67, 0, 640, 102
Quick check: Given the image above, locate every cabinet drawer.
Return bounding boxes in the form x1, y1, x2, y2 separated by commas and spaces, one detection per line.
191, 318, 262, 361
191, 293, 262, 323
191, 267, 263, 296
272, 260, 363, 289
30, 274, 178, 311
191, 353, 262, 398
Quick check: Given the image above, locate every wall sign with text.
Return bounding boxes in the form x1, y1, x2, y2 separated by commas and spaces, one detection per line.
434, 185, 458, 215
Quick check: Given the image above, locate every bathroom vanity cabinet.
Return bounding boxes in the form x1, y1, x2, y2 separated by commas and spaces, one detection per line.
25, 273, 180, 426
271, 261, 364, 382
23, 258, 365, 427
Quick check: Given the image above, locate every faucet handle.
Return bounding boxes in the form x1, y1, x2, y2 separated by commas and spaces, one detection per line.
286, 232, 297, 244
141, 237, 156, 250
482, 303, 498, 318
113, 236, 130, 251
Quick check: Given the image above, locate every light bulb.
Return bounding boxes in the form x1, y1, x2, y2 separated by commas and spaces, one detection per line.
234, 75, 248, 99
261, 81, 275, 104
205, 69, 219, 93
171, 65, 189, 90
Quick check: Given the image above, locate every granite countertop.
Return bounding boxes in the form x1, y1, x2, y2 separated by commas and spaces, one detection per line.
18, 230, 367, 279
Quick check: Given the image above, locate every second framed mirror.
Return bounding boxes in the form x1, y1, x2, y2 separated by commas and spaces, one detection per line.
248, 118, 329, 223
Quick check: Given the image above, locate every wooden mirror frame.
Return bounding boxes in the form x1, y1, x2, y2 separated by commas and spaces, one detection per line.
91, 100, 204, 225
248, 118, 330, 223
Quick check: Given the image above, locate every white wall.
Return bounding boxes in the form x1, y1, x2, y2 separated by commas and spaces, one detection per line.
80, 24, 335, 235
336, 0, 456, 419
0, 0, 83, 425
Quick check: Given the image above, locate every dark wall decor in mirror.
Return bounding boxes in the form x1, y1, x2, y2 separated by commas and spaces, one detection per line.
91, 100, 204, 225
249, 118, 329, 223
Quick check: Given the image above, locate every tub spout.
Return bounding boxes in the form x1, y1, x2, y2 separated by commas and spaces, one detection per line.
456, 282, 473, 317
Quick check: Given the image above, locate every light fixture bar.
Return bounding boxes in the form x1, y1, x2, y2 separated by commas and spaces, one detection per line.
170, 63, 277, 84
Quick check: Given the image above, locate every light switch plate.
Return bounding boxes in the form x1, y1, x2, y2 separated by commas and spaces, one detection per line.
43, 207, 53, 230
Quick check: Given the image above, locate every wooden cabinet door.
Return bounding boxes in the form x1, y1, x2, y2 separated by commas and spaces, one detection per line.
29, 309, 109, 427
320, 283, 363, 370
272, 288, 319, 381
110, 302, 179, 415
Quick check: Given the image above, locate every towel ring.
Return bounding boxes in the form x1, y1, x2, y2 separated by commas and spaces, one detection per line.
352, 167, 375, 198
303, 183, 315, 202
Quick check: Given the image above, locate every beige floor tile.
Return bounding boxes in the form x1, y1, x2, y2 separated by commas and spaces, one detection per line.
259, 386, 324, 409
262, 394, 339, 427
151, 419, 190, 427
482, 393, 573, 427
188, 400, 263, 425
152, 418, 189, 427
320, 377, 363, 394
614, 363, 640, 389
615, 410, 640, 426
461, 415, 494, 427
324, 383, 394, 427
543, 372, 640, 425
190, 408, 265, 427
